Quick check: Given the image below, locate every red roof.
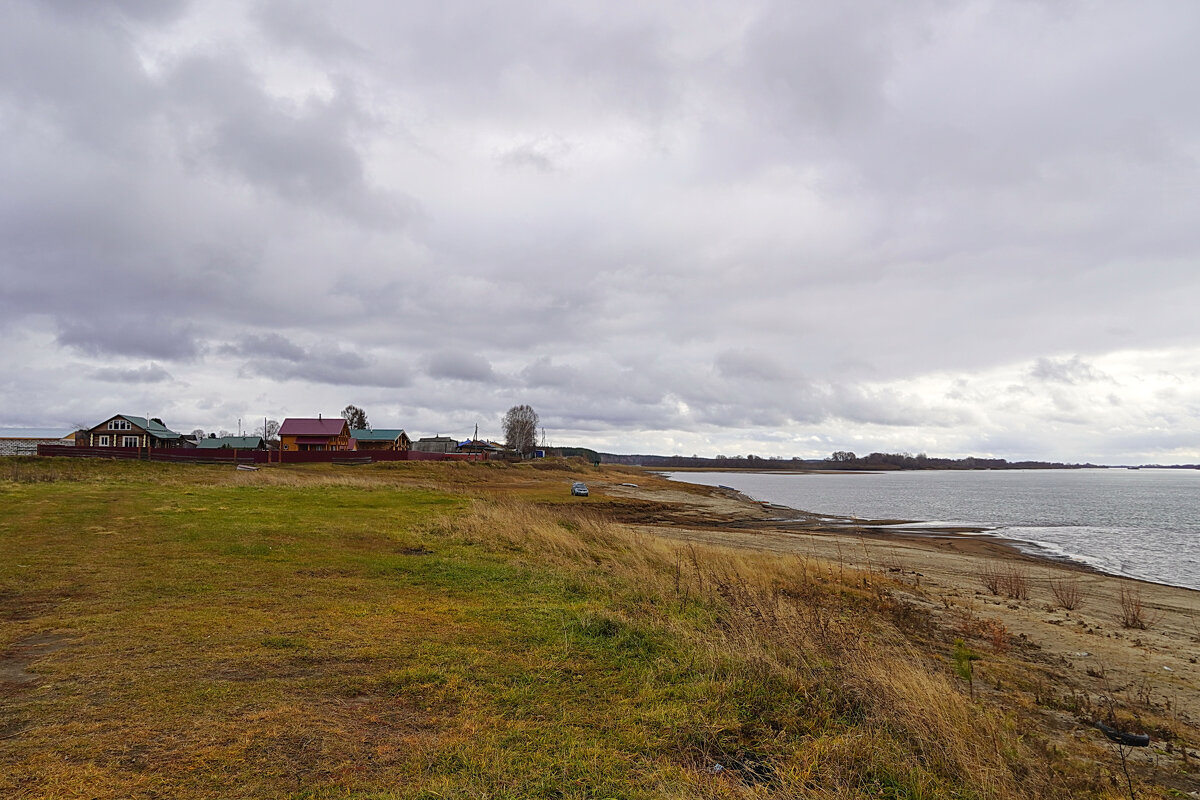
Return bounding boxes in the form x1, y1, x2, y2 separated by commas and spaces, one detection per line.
279, 418, 348, 437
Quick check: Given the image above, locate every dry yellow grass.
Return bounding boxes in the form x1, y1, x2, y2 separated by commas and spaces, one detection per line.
2, 457, 1191, 798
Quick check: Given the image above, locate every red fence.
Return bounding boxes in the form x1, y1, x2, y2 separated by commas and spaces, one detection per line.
35, 445, 484, 465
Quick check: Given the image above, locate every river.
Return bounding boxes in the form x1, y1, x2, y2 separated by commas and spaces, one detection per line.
664, 468, 1200, 591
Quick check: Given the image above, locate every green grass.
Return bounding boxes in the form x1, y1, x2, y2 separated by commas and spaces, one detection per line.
0, 458, 1144, 799
2, 462, 719, 798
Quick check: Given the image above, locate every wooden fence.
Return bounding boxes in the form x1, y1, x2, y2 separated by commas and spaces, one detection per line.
35, 445, 485, 464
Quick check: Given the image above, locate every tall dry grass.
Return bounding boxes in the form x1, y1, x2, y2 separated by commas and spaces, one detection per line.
430, 497, 1049, 798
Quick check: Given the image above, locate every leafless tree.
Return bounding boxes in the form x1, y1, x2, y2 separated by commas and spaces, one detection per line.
502, 405, 539, 455
255, 419, 281, 442
341, 405, 368, 430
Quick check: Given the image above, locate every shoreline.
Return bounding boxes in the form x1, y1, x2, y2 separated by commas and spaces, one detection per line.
607, 472, 1200, 735
668, 474, 1200, 594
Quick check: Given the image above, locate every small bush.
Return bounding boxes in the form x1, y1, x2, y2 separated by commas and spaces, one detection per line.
1049, 576, 1086, 610
978, 565, 1004, 595
1001, 567, 1030, 600
1118, 586, 1159, 629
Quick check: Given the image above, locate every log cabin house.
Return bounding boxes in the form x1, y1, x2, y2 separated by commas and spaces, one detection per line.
278, 418, 351, 452
83, 415, 190, 449
349, 429, 412, 451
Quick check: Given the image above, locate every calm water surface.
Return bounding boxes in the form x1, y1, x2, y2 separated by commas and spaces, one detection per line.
664, 469, 1200, 591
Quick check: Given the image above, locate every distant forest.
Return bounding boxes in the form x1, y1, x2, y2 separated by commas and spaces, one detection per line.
579, 450, 1102, 471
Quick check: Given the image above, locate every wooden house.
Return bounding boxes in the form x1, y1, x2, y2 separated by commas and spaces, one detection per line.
83, 415, 190, 449
349, 429, 411, 451
413, 435, 458, 454
278, 418, 351, 452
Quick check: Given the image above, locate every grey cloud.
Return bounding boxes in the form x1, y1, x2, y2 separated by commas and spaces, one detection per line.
221, 333, 308, 362
254, 0, 363, 58
737, 3, 896, 136
58, 318, 203, 360
714, 349, 790, 383
498, 138, 571, 173
241, 357, 409, 389
521, 357, 581, 389
1029, 356, 1106, 385
425, 351, 498, 383
165, 54, 407, 225
0, 2, 160, 155
4, 2, 1200, 463
38, 0, 191, 24
230, 336, 403, 388
91, 362, 174, 383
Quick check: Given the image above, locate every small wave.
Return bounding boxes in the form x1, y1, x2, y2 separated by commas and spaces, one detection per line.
998, 526, 1198, 590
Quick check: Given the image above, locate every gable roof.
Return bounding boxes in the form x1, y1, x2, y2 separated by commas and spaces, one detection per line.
349, 428, 407, 442
279, 418, 349, 437
105, 414, 183, 439
196, 436, 265, 449
458, 439, 502, 451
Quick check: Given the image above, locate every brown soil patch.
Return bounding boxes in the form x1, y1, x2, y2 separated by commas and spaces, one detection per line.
0, 632, 73, 688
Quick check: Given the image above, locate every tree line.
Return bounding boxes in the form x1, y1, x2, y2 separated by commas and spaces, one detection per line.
595, 452, 1099, 470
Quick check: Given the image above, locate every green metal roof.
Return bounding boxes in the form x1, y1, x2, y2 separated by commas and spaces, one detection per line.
349, 428, 407, 441
117, 415, 183, 439
196, 436, 265, 449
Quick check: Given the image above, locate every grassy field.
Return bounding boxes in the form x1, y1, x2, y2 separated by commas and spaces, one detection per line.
0, 458, 1183, 798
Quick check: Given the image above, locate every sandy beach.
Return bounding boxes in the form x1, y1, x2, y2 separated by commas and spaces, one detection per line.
603, 475, 1200, 782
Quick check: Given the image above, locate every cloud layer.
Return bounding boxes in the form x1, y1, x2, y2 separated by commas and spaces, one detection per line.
2, 1, 1200, 464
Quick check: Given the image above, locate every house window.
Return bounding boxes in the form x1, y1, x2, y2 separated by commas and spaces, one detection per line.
122, 436, 139, 448
98, 435, 111, 446
109, 419, 132, 430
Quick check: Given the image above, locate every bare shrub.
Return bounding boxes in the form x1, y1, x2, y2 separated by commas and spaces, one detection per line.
1049, 576, 1086, 611
978, 564, 1003, 595
978, 564, 1029, 600
1118, 586, 1159, 629
1000, 567, 1030, 600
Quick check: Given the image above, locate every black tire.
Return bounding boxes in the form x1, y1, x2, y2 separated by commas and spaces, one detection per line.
1095, 720, 1150, 747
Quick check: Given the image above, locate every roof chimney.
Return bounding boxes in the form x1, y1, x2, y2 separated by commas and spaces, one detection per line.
318, 413, 322, 420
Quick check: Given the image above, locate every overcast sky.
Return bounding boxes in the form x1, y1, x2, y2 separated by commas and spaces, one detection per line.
3, 0, 1199, 464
